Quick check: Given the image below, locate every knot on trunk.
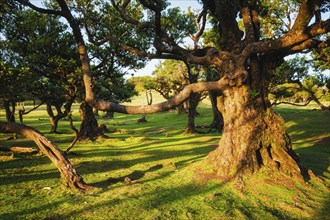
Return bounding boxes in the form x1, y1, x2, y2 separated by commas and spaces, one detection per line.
229, 70, 248, 87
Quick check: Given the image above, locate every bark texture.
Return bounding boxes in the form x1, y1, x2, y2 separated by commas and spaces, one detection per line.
78, 102, 101, 140
206, 86, 306, 181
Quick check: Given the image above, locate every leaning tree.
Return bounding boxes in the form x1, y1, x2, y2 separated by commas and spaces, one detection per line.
9, 0, 330, 187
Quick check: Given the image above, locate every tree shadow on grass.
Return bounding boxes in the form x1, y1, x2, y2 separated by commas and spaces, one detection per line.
0, 154, 59, 186
0, 199, 66, 220
74, 144, 213, 177
93, 164, 164, 187
294, 136, 330, 176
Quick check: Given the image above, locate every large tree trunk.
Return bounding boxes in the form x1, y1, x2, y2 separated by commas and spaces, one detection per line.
0, 122, 93, 191
205, 86, 307, 181
78, 102, 101, 140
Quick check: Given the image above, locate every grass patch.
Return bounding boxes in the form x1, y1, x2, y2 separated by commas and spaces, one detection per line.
0, 102, 329, 219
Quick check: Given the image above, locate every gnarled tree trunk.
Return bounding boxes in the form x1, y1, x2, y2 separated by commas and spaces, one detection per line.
46, 102, 66, 134
205, 85, 307, 181
0, 122, 93, 191
78, 102, 101, 140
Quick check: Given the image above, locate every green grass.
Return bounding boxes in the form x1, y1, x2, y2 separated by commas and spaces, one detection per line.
0, 101, 329, 219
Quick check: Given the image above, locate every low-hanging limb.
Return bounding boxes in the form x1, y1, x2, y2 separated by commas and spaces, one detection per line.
0, 121, 94, 191
89, 77, 231, 113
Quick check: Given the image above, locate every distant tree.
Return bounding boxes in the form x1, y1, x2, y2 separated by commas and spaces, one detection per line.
271, 56, 330, 110
0, 61, 33, 122
128, 76, 154, 123
0, 9, 82, 133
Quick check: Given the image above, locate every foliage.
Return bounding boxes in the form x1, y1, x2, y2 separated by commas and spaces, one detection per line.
0, 9, 81, 104
161, 7, 196, 44
270, 55, 330, 104
151, 60, 188, 100
0, 61, 32, 102
128, 76, 155, 94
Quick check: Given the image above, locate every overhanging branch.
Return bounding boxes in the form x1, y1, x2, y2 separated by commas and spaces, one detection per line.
88, 77, 230, 114
239, 19, 330, 64
15, 0, 63, 16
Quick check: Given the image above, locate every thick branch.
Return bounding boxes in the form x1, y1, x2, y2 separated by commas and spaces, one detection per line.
239, 19, 330, 64
290, 0, 314, 33
96, 35, 180, 60
15, 0, 63, 16
89, 78, 229, 114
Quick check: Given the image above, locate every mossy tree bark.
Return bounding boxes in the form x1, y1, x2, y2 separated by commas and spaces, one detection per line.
206, 86, 306, 181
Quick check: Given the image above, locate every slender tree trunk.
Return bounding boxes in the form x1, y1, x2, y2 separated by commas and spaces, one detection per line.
0, 122, 93, 191
177, 103, 187, 114
4, 100, 15, 123
93, 108, 99, 116
138, 90, 153, 124
78, 102, 101, 140
105, 111, 114, 118
208, 91, 224, 133
310, 93, 330, 110
186, 92, 201, 133
46, 103, 63, 134
18, 101, 44, 124
205, 86, 307, 181
65, 111, 79, 153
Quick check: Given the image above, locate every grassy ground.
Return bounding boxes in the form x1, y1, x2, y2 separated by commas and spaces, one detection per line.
0, 100, 329, 219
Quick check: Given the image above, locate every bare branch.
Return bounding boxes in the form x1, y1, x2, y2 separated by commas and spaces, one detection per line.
272, 98, 313, 107
192, 9, 207, 42
15, 0, 63, 16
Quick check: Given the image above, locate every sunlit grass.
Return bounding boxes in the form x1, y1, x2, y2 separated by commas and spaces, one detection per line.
0, 100, 329, 219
